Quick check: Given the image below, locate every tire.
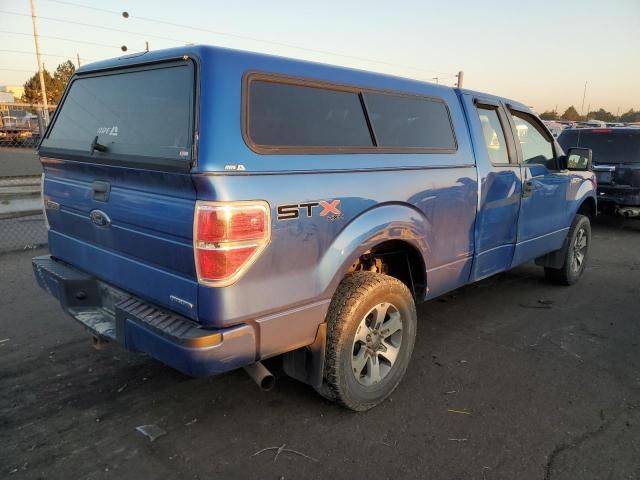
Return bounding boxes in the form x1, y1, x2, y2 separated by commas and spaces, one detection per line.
544, 214, 591, 285
316, 271, 417, 411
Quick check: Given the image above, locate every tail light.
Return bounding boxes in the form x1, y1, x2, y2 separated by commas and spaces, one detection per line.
194, 201, 271, 286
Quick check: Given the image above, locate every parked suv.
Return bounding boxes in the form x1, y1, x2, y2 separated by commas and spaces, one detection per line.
33, 46, 596, 411
558, 128, 640, 217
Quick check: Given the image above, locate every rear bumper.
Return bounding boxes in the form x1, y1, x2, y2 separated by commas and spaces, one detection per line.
597, 186, 640, 211
32, 255, 256, 377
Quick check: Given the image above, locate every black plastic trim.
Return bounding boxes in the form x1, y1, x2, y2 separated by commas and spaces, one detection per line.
32, 255, 221, 348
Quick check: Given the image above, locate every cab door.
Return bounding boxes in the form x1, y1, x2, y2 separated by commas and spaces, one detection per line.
465, 95, 523, 281
506, 107, 571, 266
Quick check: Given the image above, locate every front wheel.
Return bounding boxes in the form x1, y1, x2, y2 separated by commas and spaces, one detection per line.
544, 214, 591, 285
317, 271, 417, 411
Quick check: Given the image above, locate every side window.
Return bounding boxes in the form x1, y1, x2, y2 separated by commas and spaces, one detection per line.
245, 74, 460, 154
510, 111, 555, 167
362, 92, 456, 150
476, 106, 510, 164
247, 80, 373, 148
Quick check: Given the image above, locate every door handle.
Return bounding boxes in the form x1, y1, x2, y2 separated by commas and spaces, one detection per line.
92, 181, 111, 202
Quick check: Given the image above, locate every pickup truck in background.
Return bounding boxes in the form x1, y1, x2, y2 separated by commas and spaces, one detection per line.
33, 46, 596, 411
558, 128, 640, 218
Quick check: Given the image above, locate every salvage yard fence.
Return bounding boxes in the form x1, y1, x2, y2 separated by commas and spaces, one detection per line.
0, 102, 53, 252
0, 175, 47, 254
0, 102, 56, 148
0, 212, 47, 254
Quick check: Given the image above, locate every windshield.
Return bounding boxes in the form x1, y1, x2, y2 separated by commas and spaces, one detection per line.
40, 61, 194, 169
558, 130, 640, 164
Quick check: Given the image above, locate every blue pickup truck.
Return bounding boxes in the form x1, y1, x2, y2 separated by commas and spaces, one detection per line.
33, 45, 596, 411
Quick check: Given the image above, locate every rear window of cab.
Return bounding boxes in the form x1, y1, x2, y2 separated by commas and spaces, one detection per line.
244, 74, 457, 153
558, 130, 640, 164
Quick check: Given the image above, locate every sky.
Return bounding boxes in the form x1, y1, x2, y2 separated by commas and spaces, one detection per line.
1, 0, 639, 114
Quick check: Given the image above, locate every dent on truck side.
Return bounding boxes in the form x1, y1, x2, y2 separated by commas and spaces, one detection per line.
534, 178, 596, 269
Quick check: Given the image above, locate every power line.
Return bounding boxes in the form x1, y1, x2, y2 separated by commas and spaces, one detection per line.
39, 0, 457, 77
44, 0, 121, 15
0, 67, 36, 72
0, 30, 120, 49
0, 10, 190, 45
0, 48, 93, 62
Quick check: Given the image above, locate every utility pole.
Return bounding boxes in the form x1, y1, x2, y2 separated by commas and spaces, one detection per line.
456, 71, 464, 88
29, 0, 49, 125
580, 81, 588, 117
76, 53, 81, 68
145, 41, 149, 52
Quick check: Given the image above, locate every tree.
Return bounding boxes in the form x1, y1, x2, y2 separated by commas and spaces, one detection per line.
586, 108, 615, 122
21, 60, 76, 105
51, 60, 76, 101
22, 68, 56, 105
560, 106, 582, 121
620, 109, 640, 123
540, 110, 559, 120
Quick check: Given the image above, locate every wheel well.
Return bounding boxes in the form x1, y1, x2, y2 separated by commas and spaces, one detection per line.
577, 197, 596, 218
348, 240, 426, 300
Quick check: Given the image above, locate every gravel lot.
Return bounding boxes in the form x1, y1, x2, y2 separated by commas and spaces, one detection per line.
1, 218, 639, 480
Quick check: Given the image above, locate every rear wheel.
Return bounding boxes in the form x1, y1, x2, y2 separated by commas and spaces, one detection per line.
544, 214, 591, 285
317, 271, 417, 411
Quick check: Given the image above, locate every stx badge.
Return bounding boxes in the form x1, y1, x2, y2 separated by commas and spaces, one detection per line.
277, 200, 343, 221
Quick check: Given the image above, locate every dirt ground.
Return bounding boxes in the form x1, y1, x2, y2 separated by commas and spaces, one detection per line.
1, 218, 639, 480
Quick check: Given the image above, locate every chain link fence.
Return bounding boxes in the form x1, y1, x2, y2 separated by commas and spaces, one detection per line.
0, 102, 55, 148
0, 176, 46, 254
0, 102, 52, 253
0, 212, 47, 254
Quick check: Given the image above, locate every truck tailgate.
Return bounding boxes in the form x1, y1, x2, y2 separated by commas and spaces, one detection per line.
39, 58, 200, 320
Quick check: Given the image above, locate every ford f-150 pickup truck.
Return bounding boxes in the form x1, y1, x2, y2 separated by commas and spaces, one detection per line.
33, 45, 596, 411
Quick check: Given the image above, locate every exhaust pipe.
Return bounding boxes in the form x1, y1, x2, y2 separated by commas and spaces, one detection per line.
92, 335, 109, 350
243, 362, 275, 391
617, 207, 640, 218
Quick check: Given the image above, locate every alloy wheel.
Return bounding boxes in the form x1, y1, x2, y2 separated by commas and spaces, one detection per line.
351, 302, 403, 386
572, 227, 588, 272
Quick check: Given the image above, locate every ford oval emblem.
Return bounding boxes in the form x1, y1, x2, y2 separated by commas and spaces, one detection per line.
90, 209, 111, 227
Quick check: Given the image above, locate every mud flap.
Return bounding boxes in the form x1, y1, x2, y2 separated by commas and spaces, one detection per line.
534, 231, 570, 269
282, 323, 327, 388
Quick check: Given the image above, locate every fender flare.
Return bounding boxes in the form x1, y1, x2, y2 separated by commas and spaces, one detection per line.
317, 203, 431, 299
573, 180, 597, 217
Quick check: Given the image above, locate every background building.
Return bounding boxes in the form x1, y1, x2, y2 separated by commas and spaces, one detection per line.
0, 85, 25, 102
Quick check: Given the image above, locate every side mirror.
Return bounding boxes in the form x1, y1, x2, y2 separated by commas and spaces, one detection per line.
566, 147, 592, 171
